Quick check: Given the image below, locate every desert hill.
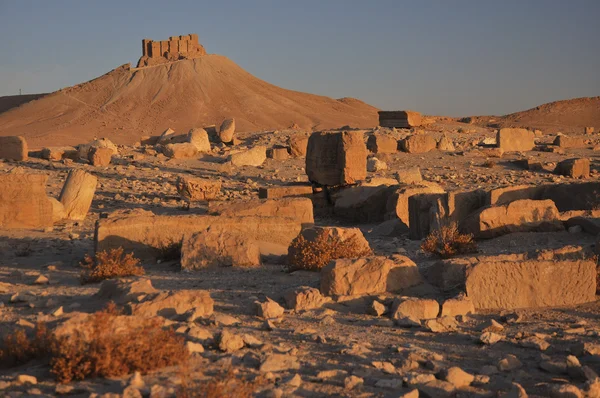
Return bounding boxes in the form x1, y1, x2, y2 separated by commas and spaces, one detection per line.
463, 96, 600, 133
0, 55, 379, 148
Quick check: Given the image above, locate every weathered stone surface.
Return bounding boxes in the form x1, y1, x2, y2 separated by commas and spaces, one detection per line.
78, 138, 118, 160
441, 295, 475, 317
162, 143, 198, 159
396, 168, 422, 184
0, 174, 53, 229
267, 146, 290, 160
288, 134, 309, 158
378, 110, 421, 128
437, 135, 455, 151
334, 184, 397, 223
496, 128, 535, 152
176, 176, 221, 201
49, 198, 66, 223
187, 128, 211, 152
157, 128, 176, 145
41, 146, 78, 161
0, 136, 28, 161
408, 193, 448, 240
219, 118, 235, 143
284, 286, 330, 311
367, 133, 397, 153
392, 297, 440, 323
462, 199, 562, 239
554, 135, 586, 149
129, 290, 213, 318
305, 131, 367, 186
218, 330, 244, 352
321, 255, 423, 296
401, 134, 436, 153
96, 278, 159, 304
229, 146, 266, 166
180, 229, 261, 269
258, 184, 313, 199
429, 255, 596, 309
367, 157, 387, 172
95, 211, 303, 259
260, 354, 300, 373
255, 298, 285, 319
59, 169, 97, 221
88, 146, 113, 166
208, 197, 314, 224
555, 158, 590, 179
442, 367, 474, 388
386, 183, 445, 227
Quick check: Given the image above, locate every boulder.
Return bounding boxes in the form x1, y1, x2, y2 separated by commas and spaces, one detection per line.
288, 134, 309, 158
219, 118, 235, 143
208, 197, 314, 224
305, 131, 367, 186
396, 168, 422, 184
187, 128, 211, 152
391, 297, 440, 324
462, 199, 562, 238
367, 134, 397, 153
320, 255, 424, 296
78, 138, 117, 160
255, 298, 285, 319
401, 134, 436, 153
386, 183, 445, 227
496, 128, 535, 152
96, 278, 159, 304
41, 146, 78, 161
267, 147, 291, 160
554, 158, 590, 178
229, 146, 266, 166
157, 128, 176, 145
440, 295, 475, 317
0, 174, 53, 229
162, 143, 198, 159
284, 286, 330, 311
95, 211, 304, 259
554, 135, 586, 149
128, 290, 214, 318
429, 255, 596, 309
175, 176, 221, 201
437, 135, 455, 151
180, 229, 261, 269
59, 169, 97, 221
378, 111, 422, 128
0, 136, 28, 161
367, 157, 387, 172
218, 330, 244, 352
408, 193, 448, 239
49, 198, 66, 223
88, 146, 113, 166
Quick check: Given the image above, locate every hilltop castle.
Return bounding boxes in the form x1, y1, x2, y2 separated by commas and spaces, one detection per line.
137, 34, 207, 67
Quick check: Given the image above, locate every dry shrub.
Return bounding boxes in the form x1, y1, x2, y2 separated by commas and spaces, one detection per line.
288, 233, 371, 271
50, 303, 188, 383
80, 247, 145, 283
421, 223, 477, 258
179, 369, 264, 398
0, 304, 187, 384
482, 160, 496, 168
0, 323, 51, 368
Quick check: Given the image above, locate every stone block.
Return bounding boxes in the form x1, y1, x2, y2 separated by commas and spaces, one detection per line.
181, 230, 261, 269
385, 182, 445, 227
0, 174, 53, 229
288, 134, 309, 158
408, 193, 448, 240
554, 135, 586, 149
176, 176, 221, 201
229, 146, 266, 166
554, 158, 590, 178
496, 128, 534, 152
367, 133, 397, 153
305, 131, 367, 186
41, 146, 78, 161
267, 146, 290, 160
333, 184, 397, 223
59, 170, 97, 221
0, 136, 28, 161
258, 184, 313, 199
378, 111, 422, 128
400, 134, 436, 153
208, 197, 314, 224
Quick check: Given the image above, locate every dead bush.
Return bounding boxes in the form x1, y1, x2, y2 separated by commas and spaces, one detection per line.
421, 223, 477, 258
80, 247, 145, 283
178, 369, 264, 398
50, 303, 188, 383
0, 323, 51, 368
288, 233, 371, 271
482, 160, 496, 168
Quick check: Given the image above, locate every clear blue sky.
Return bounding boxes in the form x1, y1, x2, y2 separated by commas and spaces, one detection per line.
0, 0, 598, 116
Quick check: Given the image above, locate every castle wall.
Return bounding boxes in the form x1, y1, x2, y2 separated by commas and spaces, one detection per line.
137, 34, 207, 67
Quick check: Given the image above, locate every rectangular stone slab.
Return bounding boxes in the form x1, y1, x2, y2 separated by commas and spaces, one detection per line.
95, 213, 303, 259
0, 174, 53, 229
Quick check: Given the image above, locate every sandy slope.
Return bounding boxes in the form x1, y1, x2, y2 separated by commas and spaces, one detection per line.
0, 56, 379, 148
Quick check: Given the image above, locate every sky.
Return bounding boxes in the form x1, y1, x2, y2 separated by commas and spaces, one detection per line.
0, 0, 598, 116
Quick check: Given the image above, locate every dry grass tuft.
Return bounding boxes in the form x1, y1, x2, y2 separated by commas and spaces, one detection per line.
0, 304, 188, 383
0, 323, 51, 368
288, 233, 371, 271
50, 303, 188, 383
178, 369, 264, 398
422, 223, 477, 258
80, 247, 145, 284
482, 160, 496, 168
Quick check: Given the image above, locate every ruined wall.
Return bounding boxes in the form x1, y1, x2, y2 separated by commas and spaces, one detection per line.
137, 34, 206, 68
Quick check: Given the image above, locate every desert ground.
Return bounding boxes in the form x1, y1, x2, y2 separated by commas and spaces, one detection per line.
0, 48, 599, 398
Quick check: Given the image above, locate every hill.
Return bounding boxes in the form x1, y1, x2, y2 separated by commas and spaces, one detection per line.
0, 56, 379, 148
463, 96, 600, 133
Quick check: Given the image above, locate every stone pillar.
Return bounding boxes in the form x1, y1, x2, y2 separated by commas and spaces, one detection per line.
142, 39, 151, 57
150, 42, 161, 58
59, 170, 98, 221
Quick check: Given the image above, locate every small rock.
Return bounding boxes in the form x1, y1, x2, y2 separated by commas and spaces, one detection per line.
344, 375, 364, 390
16, 375, 37, 384
218, 330, 244, 352
498, 355, 523, 371
186, 341, 204, 354
443, 366, 475, 387
370, 300, 386, 317
550, 384, 583, 398
480, 332, 502, 345
260, 354, 300, 373
255, 298, 285, 319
